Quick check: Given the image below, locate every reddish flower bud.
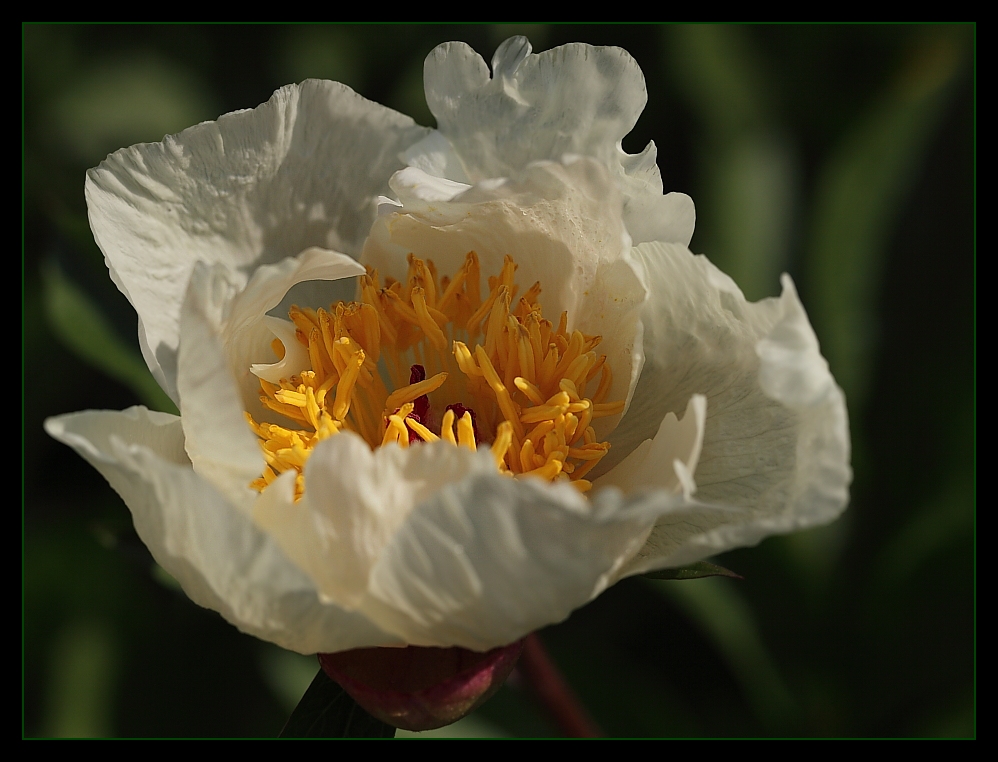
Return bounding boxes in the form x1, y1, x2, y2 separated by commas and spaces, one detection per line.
318, 641, 524, 732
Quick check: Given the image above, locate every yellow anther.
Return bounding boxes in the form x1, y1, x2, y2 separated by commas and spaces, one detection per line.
568, 443, 610, 460
593, 363, 613, 404
520, 392, 571, 424
270, 337, 286, 360
277, 444, 310, 469
457, 411, 477, 451
491, 421, 513, 470
453, 341, 483, 377
360, 274, 398, 347
289, 305, 318, 336
565, 353, 594, 390
521, 456, 564, 481
570, 456, 604, 482
316, 413, 340, 441
559, 378, 581, 402
383, 287, 423, 328
525, 419, 556, 444
412, 287, 449, 352
538, 344, 559, 391
384, 371, 448, 412
555, 311, 569, 339
346, 302, 381, 364
332, 349, 365, 421
440, 408, 457, 445
521, 280, 542, 308
484, 286, 510, 360
411, 257, 437, 306
475, 345, 524, 438
465, 251, 481, 307
514, 376, 545, 406
553, 330, 585, 381
591, 400, 626, 419
381, 422, 401, 447
436, 263, 467, 314
274, 389, 307, 407
318, 309, 342, 375
305, 386, 321, 430
315, 371, 338, 409
307, 333, 328, 381
564, 412, 580, 443
387, 415, 410, 448
513, 322, 536, 387
405, 416, 439, 443
585, 354, 606, 384
520, 438, 539, 469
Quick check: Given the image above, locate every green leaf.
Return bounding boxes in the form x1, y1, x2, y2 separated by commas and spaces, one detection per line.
41, 263, 177, 414
641, 561, 742, 581
280, 668, 396, 738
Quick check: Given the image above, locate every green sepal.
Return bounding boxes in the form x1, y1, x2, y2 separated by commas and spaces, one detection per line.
641, 561, 742, 581
279, 667, 396, 738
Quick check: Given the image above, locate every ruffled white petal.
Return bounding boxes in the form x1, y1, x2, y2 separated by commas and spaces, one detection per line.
363, 157, 647, 430
43, 408, 396, 655
86, 80, 429, 402
358, 473, 670, 650
253, 433, 497, 611
411, 37, 694, 246
606, 242, 851, 575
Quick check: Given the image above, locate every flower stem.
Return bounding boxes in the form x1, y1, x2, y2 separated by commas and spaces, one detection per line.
519, 633, 602, 738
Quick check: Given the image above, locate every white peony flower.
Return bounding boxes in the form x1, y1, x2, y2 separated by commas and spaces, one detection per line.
45, 37, 850, 657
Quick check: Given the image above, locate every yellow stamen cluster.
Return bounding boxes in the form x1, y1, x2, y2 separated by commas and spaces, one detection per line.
247, 252, 624, 499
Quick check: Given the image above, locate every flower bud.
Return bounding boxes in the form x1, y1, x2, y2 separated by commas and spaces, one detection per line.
318, 641, 524, 732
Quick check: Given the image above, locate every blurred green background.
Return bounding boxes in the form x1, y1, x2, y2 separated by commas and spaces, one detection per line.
23, 24, 974, 738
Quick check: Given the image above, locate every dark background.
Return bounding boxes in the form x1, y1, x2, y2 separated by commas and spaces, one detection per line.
23, 24, 974, 737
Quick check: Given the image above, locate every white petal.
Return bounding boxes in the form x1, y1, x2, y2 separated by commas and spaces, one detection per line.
175, 247, 365, 508
413, 37, 693, 246
177, 262, 265, 511
250, 316, 309, 385
400, 129, 472, 184
597, 394, 707, 496
229, 246, 364, 336
44, 408, 395, 655
86, 80, 429, 401
391, 166, 472, 204
606, 242, 851, 574
253, 433, 496, 611
362, 157, 647, 428
358, 474, 669, 650
228, 246, 364, 407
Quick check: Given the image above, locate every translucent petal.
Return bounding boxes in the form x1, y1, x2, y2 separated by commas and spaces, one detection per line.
605, 242, 851, 576
43, 408, 396, 655
412, 37, 694, 246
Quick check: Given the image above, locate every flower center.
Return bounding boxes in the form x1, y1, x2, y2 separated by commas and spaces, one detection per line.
246, 252, 624, 499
